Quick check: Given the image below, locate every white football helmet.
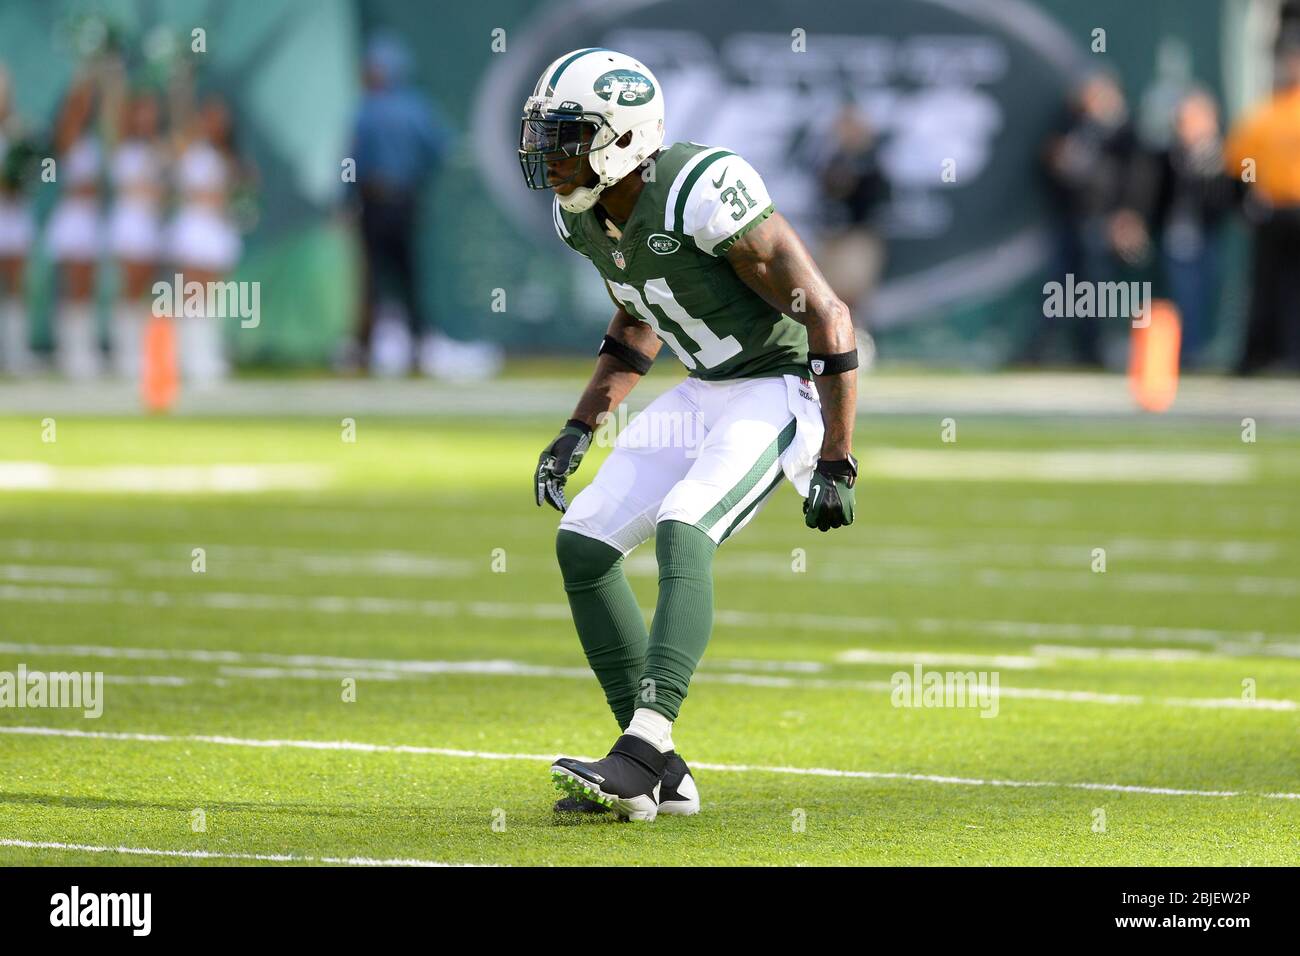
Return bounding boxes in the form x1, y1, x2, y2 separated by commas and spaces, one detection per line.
518, 48, 665, 213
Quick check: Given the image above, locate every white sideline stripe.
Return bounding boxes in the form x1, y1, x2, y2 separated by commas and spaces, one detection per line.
105, 675, 192, 686
0, 564, 114, 585
5, 533, 1283, 566
3, 727, 1296, 802
0, 839, 484, 867
1, 641, 1294, 711
863, 449, 1253, 484
0, 539, 475, 578
636, 556, 1300, 599
0, 462, 330, 494
1029, 644, 1214, 663
975, 568, 1300, 598
841, 645, 1232, 665
0, 641, 590, 677
3, 585, 1298, 656
836, 649, 1043, 669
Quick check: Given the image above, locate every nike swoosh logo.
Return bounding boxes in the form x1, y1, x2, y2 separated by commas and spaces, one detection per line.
711, 166, 729, 189
810, 485, 820, 508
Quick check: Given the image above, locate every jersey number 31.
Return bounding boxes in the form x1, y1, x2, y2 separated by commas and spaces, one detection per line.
607, 277, 743, 370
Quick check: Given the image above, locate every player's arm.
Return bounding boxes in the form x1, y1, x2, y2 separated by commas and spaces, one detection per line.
726, 212, 860, 530
534, 306, 661, 512
568, 306, 662, 429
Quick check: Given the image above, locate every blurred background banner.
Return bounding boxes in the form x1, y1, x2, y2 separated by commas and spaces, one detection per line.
475, 0, 1088, 358
0, 0, 1277, 368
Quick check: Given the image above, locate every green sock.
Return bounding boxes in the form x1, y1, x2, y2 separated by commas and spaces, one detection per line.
555, 530, 647, 729
640, 519, 717, 721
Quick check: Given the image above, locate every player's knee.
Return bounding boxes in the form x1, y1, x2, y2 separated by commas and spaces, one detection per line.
654, 519, 716, 580
555, 529, 623, 588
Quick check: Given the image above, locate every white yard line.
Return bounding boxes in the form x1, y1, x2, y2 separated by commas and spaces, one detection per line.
1, 372, 1298, 420
2, 584, 1298, 658
2, 726, 1296, 801
0, 462, 330, 494
0, 564, 115, 585
862, 449, 1254, 483
0, 640, 1294, 711
5, 533, 1284, 564
0, 839, 485, 867
834, 649, 1043, 669
653, 558, 1300, 598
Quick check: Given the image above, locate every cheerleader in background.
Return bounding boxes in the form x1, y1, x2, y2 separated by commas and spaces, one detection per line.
0, 66, 37, 374
167, 95, 242, 385
107, 89, 165, 379
45, 74, 105, 379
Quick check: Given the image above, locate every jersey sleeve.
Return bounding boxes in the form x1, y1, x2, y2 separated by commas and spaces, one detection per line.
551, 195, 589, 258
676, 152, 775, 256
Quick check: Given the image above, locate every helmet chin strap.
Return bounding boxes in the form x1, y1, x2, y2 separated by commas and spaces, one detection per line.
556, 184, 604, 213
557, 146, 622, 213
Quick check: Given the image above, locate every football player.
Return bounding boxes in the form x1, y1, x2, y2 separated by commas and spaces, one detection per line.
521, 49, 858, 821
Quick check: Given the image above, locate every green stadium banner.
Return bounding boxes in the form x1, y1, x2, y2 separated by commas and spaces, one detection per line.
0, 0, 1248, 367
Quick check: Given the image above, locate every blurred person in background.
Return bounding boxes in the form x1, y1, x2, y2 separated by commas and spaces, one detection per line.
0, 65, 38, 374
1120, 88, 1237, 368
46, 72, 107, 380
107, 88, 166, 380
167, 95, 243, 385
817, 104, 889, 368
1224, 31, 1300, 375
345, 32, 452, 375
1031, 71, 1140, 367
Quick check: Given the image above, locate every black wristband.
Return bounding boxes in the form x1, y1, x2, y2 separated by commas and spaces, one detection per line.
563, 418, 593, 436
808, 349, 860, 376
599, 334, 655, 375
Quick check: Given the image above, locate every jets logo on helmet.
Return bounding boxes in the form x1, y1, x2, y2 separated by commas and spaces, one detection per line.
518, 49, 666, 214
593, 70, 655, 105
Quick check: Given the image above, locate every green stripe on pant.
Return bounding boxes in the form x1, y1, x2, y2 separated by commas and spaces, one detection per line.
696, 416, 797, 536
719, 468, 785, 543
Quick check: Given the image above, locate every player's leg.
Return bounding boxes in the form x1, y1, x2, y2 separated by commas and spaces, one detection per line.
551, 381, 707, 819
554, 380, 700, 730
638, 376, 806, 727
553, 377, 811, 820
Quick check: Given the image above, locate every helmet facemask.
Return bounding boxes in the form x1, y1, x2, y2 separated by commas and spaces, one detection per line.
519, 107, 613, 200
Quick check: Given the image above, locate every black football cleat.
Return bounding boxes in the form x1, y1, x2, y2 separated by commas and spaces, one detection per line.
551, 734, 668, 822
552, 794, 610, 814
657, 751, 700, 816
552, 751, 700, 816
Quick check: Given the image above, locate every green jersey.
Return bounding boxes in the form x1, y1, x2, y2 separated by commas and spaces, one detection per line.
553, 142, 810, 381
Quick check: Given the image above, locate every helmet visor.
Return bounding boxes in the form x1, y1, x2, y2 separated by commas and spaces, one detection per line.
518, 109, 607, 190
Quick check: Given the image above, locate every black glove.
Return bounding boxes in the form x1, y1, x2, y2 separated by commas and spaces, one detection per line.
803, 455, 857, 532
535, 420, 593, 513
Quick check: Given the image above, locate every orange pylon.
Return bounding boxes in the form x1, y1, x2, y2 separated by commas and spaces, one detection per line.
141, 314, 179, 413
1129, 299, 1181, 413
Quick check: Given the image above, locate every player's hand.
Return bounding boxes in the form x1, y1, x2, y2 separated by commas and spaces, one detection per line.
535, 420, 593, 513
804, 455, 857, 531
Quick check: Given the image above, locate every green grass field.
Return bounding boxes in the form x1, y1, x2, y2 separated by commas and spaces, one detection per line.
1, 384, 1298, 865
